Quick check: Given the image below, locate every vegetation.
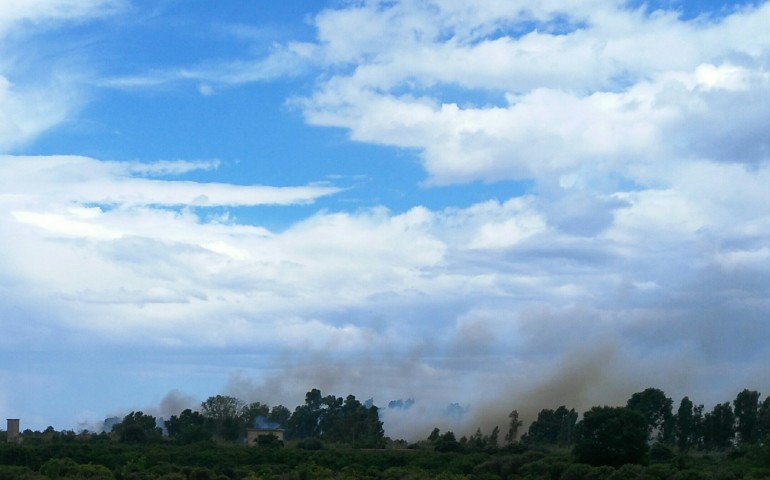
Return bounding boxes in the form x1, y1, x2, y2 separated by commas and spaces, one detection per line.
2, 387, 770, 479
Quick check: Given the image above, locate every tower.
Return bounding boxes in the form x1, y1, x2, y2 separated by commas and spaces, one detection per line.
6, 419, 20, 443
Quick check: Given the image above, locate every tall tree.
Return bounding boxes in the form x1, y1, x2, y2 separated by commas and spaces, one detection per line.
200, 395, 246, 441
241, 402, 271, 428
320, 394, 384, 447
112, 411, 162, 443
165, 409, 211, 444
758, 397, 770, 441
287, 389, 333, 439
524, 406, 578, 446
201, 395, 244, 420
487, 425, 500, 449
733, 389, 760, 445
434, 430, 462, 452
268, 405, 292, 428
692, 403, 705, 449
505, 409, 523, 444
626, 388, 674, 443
675, 396, 695, 452
703, 402, 735, 450
573, 406, 649, 467
286, 389, 384, 446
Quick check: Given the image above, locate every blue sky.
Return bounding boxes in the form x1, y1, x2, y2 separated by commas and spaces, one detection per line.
2, 0, 770, 438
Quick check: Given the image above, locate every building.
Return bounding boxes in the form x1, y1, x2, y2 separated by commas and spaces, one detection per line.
246, 428, 284, 446
6, 419, 20, 444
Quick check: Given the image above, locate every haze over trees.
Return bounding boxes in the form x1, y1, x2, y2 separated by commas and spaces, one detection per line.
97, 385, 770, 462
3, 386, 770, 479
138, 389, 385, 449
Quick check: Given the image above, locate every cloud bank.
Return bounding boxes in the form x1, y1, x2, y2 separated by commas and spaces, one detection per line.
1, 0, 770, 439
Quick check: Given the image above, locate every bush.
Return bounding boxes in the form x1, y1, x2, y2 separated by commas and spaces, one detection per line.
256, 435, 283, 449
0, 466, 47, 480
40, 458, 80, 478
560, 463, 594, 480
295, 438, 324, 450
671, 470, 710, 480
648, 444, 675, 463
583, 466, 614, 480
644, 463, 675, 480
606, 464, 644, 479
76, 464, 114, 480
518, 457, 569, 479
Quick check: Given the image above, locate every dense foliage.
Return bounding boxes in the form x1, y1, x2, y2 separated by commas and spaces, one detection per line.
159, 389, 383, 448
3, 386, 770, 479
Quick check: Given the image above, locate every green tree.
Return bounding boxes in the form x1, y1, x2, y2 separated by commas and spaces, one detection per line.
316, 393, 344, 437
675, 396, 696, 452
201, 395, 244, 420
504, 409, 523, 444
692, 402, 705, 449
318, 394, 384, 447
466, 428, 485, 451
287, 389, 324, 439
703, 402, 735, 450
434, 431, 462, 452
626, 387, 674, 444
165, 409, 211, 444
758, 396, 770, 441
112, 411, 162, 443
40, 458, 81, 478
76, 464, 114, 480
487, 425, 500, 449
268, 405, 291, 428
336, 394, 384, 447
524, 406, 578, 446
200, 395, 246, 442
733, 389, 760, 445
285, 389, 384, 446
573, 406, 649, 467
240, 402, 270, 428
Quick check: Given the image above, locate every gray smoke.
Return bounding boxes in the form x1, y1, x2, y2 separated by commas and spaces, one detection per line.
132, 332, 728, 442
159, 389, 198, 418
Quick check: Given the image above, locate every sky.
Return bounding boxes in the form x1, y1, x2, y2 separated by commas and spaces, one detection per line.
1, 0, 770, 439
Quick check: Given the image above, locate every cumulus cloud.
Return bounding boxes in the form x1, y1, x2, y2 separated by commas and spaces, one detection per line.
291, 0, 770, 184
3, 151, 769, 381
4, 0, 770, 435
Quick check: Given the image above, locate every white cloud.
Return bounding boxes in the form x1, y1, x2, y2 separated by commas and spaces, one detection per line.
101, 44, 313, 90
4, 0, 770, 432
0, 155, 340, 209
293, 0, 770, 184
4, 151, 767, 358
0, 154, 347, 344
0, 73, 81, 151
3, 152, 770, 433
0, 0, 122, 36
0, 0, 121, 151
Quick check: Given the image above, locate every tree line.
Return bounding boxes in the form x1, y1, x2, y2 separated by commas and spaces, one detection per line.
6, 386, 770, 468
100, 385, 770, 465
108, 388, 384, 448
419, 387, 770, 467
4, 386, 770, 479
